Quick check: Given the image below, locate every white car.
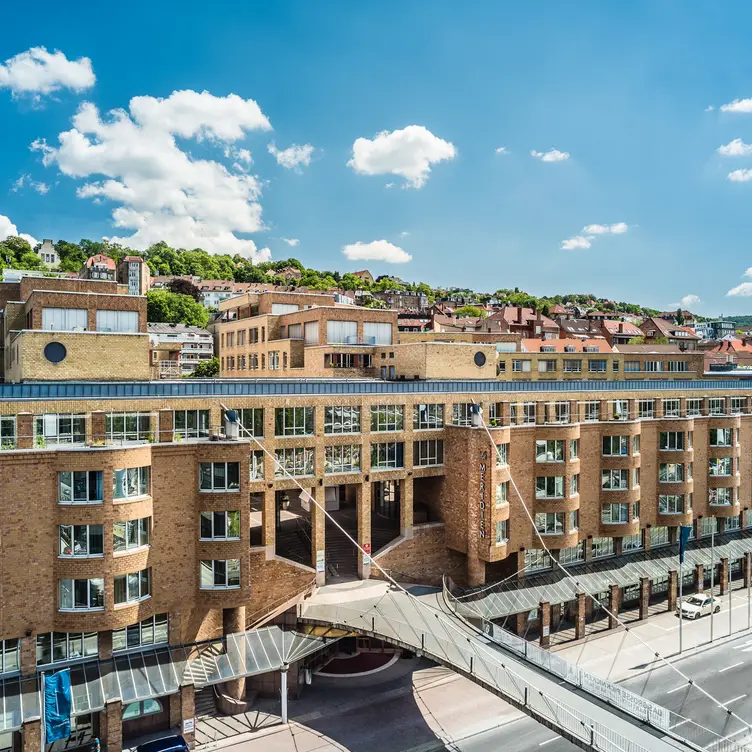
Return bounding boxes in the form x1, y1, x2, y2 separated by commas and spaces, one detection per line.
677, 594, 721, 619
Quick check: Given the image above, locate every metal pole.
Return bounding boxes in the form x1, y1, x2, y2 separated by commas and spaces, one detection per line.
40, 672, 45, 752
729, 558, 733, 637
748, 551, 751, 631
710, 528, 715, 643
280, 666, 288, 724
679, 560, 683, 653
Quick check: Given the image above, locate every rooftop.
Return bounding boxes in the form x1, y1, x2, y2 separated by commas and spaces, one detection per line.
147, 322, 212, 336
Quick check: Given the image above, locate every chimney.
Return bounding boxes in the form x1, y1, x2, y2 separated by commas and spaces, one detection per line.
517, 305, 523, 324
618, 323, 624, 333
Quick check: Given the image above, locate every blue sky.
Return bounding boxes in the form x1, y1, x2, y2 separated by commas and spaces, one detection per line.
3, 1, 752, 314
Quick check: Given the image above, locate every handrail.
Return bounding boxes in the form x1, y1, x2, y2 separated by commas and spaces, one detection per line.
245, 577, 316, 629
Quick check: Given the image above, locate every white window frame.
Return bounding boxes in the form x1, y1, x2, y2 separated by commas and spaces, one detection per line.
275, 407, 314, 437
114, 569, 151, 606
58, 471, 104, 505
113, 466, 150, 500
59, 524, 104, 558
602, 436, 629, 456
113, 614, 168, 654
496, 481, 509, 507
200, 559, 241, 589
200, 462, 241, 491
535, 476, 564, 498
59, 578, 104, 612
325, 445, 362, 474
370, 442, 404, 471
413, 404, 444, 430
200, 511, 241, 540
325, 406, 361, 434
113, 518, 151, 552
601, 469, 629, 490
659, 463, 684, 483
536, 439, 563, 463
414, 439, 444, 467
451, 403, 474, 426
659, 431, 684, 451
371, 405, 404, 432
275, 447, 315, 477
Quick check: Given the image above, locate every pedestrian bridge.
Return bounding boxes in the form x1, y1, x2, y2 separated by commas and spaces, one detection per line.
300, 579, 712, 752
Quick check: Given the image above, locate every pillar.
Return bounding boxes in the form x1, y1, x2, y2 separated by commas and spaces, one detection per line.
513, 611, 527, 637
169, 685, 196, 749
639, 577, 651, 620
720, 557, 729, 595
262, 487, 276, 559
90, 410, 106, 445
100, 700, 123, 752
539, 601, 551, 648
467, 554, 485, 588
158, 409, 173, 442
21, 720, 41, 752
608, 584, 620, 629
20, 636, 36, 677
667, 570, 678, 613
311, 487, 326, 586
694, 563, 704, 593
357, 482, 371, 579
16, 412, 32, 449
223, 607, 246, 701
98, 630, 113, 660
400, 476, 414, 539
575, 592, 586, 640
744, 553, 752, 588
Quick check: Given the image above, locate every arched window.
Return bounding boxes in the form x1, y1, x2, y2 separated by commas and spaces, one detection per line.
122, 698, 162, 720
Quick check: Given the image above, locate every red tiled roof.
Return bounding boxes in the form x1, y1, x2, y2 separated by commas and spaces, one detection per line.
85, 254, 116, 270
521, 338, 613, 353
601, 320, 642, 335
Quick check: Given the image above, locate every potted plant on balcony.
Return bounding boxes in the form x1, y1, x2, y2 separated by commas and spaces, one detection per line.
281, 492, 291, 510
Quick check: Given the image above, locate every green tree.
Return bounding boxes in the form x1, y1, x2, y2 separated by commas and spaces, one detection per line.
146, 290, 209, 327
675, 308, 685, 325
56, 240, 87, 273
190, 357, 219, 378
454, 305, 484, 318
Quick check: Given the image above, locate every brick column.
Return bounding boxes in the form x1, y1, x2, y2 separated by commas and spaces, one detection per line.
311, 486, 326, 586
20, 636, 36, 676
513, 611, 527, 637
16, 412, 33, 449
467, 554, 485, 588
400, 476, 414, 539
21, 720, 41, 752
720, 558, 729, 595
169, 611, 183, 645
575, 592, 586, 640
357, 482, 371, 579
262, 487, 276, 559
90, 410, 106, 445
539, 601, 551, 648
223, 607, 246, 701
667, 570, 678, 613
98, 630, 113, 660
639, 577, 651, 620
744, 553, 752, 588
608, 584, 620, 629
101, 700, 123, 752
694, 563, 704, 594
158, 409, 173, 442
169, 686, 195, 749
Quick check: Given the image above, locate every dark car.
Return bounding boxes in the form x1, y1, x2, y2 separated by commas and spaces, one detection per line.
136, 735, 189, 752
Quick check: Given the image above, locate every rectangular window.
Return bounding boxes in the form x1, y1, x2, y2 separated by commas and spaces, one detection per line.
495, 520, 508, 545
559, 542, 584, 565
709, 398, 725, 416
496, 443, 509, 466
624, 361, 640, 372
96, 310, 139, 333
601, 469, 629, 490
521, 402, 536, 424
113, 518, 150, 552
651, 526, 670, 547
709, 457, 733, 476
667, 361, 689, 372
0, 639, 19, 675
114, 569, 151, 606
602, 436, 629, 456
113, 466, 150, 500
326, 320, 357, 344
622, 533, 643, 552
59, 579, 104, 611
536, 439, 563, 462
271, 303, 299, 315
371, 442, 405, 470
58, 471, 103, 504
112, 614, 168, 654
200, 511, 240, 540
633, 467, 640, 488
731, 397, 746, 415
496, 482, 509, 507
592, 537, 614, 559
562, 359, 581, 372
535, 476, 564, 498
549, 402, 570, 424
275, 447, 315, 477
583, 402, 599, 421
511, 359, 532, 373
59, 524, 104, 557
538, 359, 557, 373
613, 399, 629, 420
638, 399, 655, 418
275, 407, 314, 436
568, 510, 579, 533
200, 559, 241, 589
304, 321, 318, 345
235, 408, 264, 437
0, 416, 16, 450
659, 431, 684, 450
36, 633, 97, 667
268, 351, 280, 370
570, 473, 579, 496
700, 517, 720, 537
199, 462, 240, 491
42, 307, 88, 331
709, 488, 732, 506
173, 410, 209, 440
662, 399, 681, 418
633, 435, 640, 455
249, 450, 264, 480
325, 406, 361, 434
371, 405, 405, 432
588, 359, 607, 373
535, 512, 564, 535
413, 404, 444, 430
644, 361, 663, 372
524, 549, 552, 571
659, 463, 684, 482
709, 428, 732, 446
363, 322, 393, 345
106, 412, 151, 443
325, 445, 362, 474
451, 403, 474, 426
601, 503, 630, 524
35, 414, 85, 446
726, 516, 741, 531
414, 440, 444, 467
287, 323, 303, 340
686, 398, 702, 416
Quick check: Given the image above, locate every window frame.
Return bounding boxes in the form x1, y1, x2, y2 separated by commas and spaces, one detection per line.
199, 511, 241, 540
199, 462, 241, 492
200, 559, 241, 590
59, 524, 104, 558
114, 569, 151, 606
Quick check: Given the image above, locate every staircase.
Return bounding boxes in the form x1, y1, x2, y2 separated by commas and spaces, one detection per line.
325, 515, 358, 577
275, 518, 312, 565
194, 687, 217, 719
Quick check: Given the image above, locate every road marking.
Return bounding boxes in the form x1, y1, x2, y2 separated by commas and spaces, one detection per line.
733, 640, 752, 650
719, 662, 744, 673
670, 719, 690, 730
539, 739, 559, 747
723, 694, 747, 706
667, 684, 689, 694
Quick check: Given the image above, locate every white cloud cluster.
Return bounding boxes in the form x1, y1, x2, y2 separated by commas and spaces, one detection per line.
531, 148, 570, 162
342, 240, 412, 264
728, 169, 752, 182
495, 146, 507, 155
718, 138, 752, 157
32, 90, 273, 259
720, 98, 752, 113
268, 142, 315, 171
0, 46, 95, 97
560, 222, 628, 251
0, 214, 39, 248
12, 174, 49, 194
727, 267, 752, 297
679, 294, 701, 308
348, 125, 455, 188
281, 237, 299, 246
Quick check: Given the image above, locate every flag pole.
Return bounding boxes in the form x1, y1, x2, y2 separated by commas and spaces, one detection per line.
710, 526, 715, 643
40, 672, 46, 752
679, 558, 683, 653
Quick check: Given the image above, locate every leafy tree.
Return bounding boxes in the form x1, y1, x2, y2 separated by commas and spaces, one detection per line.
146, 290, 209, 327
455, 305, 484, 318
191, 357, 219, 378
15, 251, 46, 271
675, 307, 685, 325
168, 278, 201, 301
56, 240, 87, 273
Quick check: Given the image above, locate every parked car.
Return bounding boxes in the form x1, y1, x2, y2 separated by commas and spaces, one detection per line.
136, 736, 189, 752
676, 593, 721, 620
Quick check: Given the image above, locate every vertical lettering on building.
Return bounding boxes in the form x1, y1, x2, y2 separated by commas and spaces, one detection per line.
479, 449, 488, 539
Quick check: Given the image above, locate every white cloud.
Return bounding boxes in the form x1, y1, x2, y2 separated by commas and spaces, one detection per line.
495, 146, 507, 155
385, 182, 395, 189
342, 240, 412, 264
12, 174, 49, 194
33, 91, 273, 259
348, 125, 456, 188
583, 222, 629, 235
705, 105, 715, 112
720, 98, 752, 113
281, 238, 299, 246
560, 236, 594, 250
728, 282, 752, 296
679, 294, 701, 308
0, 46, 95, 98
728, 169, 752, 182
531, 148, 570, 162
718, 138, 752, 156
0, 214, 39, 248
267, 142, 314, 171
399, 231, 410, 237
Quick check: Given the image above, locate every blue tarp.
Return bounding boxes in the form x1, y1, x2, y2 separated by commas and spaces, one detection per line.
44, 669, 71, 743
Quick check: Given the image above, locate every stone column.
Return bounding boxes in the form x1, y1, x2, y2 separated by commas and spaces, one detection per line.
667, 570, 678, 613
467, 554, 485, 588
400, 476, 414, 540
98, 630, 113, 661
20, 636, 36, 677
21, 720, 41, 752
169, 685, 196, 749
639, 577, 651, 620
90, 410, 106, 445
222, 607, 246, 701
539, 601, 551, 648
720, 557, 729, 595
158, 409, 173, 442
262, 487, 276, 560
744, 553, 752, 589
101, 700, 123, 752
694, 563, 704, 594
16, 412, 33, 449
608, 584, 620, 629
311, 486, 326, 586
357, 482, 371, 579
513, 611, 527, 637
575, 592, 586, 640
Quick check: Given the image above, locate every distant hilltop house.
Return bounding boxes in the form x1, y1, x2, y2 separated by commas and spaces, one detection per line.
38, 239, 58, 267
639, 316, 700, 350
659, 309, 697, 325
352, 269, 374, 284
117, 255, 151, 296
80, 254, 116, 282
273, 265, 303, 283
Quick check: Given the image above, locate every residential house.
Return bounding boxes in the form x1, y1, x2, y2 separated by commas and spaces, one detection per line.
639, 316, 700, 350
117, 256, 151, 296
38, 239, 58, 267
80, 254, 117, 282
599, 319, 643, 347
372, 289, 429, 310
147, 322, 214, 376
352, 269, 374, 284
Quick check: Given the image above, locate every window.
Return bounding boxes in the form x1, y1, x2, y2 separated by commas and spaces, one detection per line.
495, 520, 508, 545
644, 361, 663, 372
200, 511, 240, 540
59, 579, 104, 611
113, 518, 150, 552
200, 462, 240, 491
659, 432, 684, 450
235, 408, 264, 437
495, 443, 508, 466
496, 482, 509, 507
536, 439, 563, 462
200, 559, 240, 589
633, 435, 640, 455
709, 398, 725, 416
275, 407, 314, 436
563, 359, 582, 372
549, 402, 570, 424
58, 471, 103, 504
583, 402, 599, 421
370, 405, 404, 432
106, 413, 151, 443
601, 503, 630, 524
275, 447, 315, 477
651, 526, 670, 547
512, 359, 532, 373
700, 517, 720, 537
364, 322, 393, 345
709, 488, 733, 506
327, 320, 357, 344
525, 549, 552, 571
559, 542, 584, 565
601, 469, 629, 490
272, 303, 300, 315
709, 428, 732, 446
268, 351, 280, 370
568, 510, 579, 533
570, 473, 579, 496
36, 633, 97, 667
451, 403, 474, 426
663, 399, 680, 418
0, 640, 19, 675
592, 537, 614, 559
588, 359, 607, 373
709, 457, 733, 476
514, 402, 536, 424
686, 398, 702, 416
624, 361, 640, 372
731, 397, 746, 415
226, 332, 235, 348
113, 614, 168, 653
414, 440, 444, 466
59, 525, 104, 557
304, 321, 318, 345
325, 445, 362, 473
633, 468, 640, 488
123, 699, 164, 720
659, 463, 684, 482
538, 359, 557, 373
371, 442, 404, 470
42, 307, 87, 331
113, 466, 150, 500
0, 416, 16, 450
622, 533, 643, 552
613, 400, 629, 420
413, 404, 444, 430
667, 361, 689, 372
638, 400, 654, 418
602, 436, 629, 456
173, 410, 209, 439
287, 323, 303, 340
325, 406, 361, 434
535, 512, 564, 535
726, 516, 741, 531
536, 476, 564, 498
249, 450, 264, 480
96, 310, 138, 333
35, 414, 85, 446
114, 569, 151, 605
